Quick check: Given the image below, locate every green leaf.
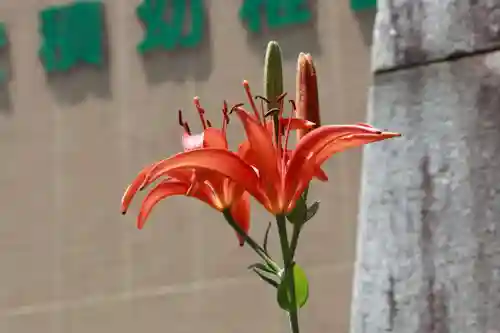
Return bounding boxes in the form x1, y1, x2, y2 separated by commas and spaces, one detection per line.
305, 201, 320, 222
263, 222, 272, 253
277, 263, 309, 311
286, 195, 307, 224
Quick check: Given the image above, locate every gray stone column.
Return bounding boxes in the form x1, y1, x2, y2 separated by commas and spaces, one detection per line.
350, 1, 500, 332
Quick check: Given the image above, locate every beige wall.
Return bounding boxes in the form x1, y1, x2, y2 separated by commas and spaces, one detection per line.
0, 0, 374, 332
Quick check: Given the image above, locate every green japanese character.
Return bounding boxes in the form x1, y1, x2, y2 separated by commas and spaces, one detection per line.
239, 0, 312, 34
136, 0, 205, 54
38, 2, 105, 73
351, 0, 377, 12
0, 23, 7, 83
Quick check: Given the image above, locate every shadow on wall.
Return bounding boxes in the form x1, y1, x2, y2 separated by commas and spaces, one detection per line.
45, 65, 111, 106
138, 0, 213, 84
241, 0, 321, 59
353, 9, 376, 46
0, 37, 13, 115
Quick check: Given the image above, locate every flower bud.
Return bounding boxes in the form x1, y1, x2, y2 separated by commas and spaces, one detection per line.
295, 53, 320, 141
264, 41, 284, 113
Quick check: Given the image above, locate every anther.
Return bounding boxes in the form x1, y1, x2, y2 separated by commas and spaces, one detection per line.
178, 110, 184, 127
255, 95, 271, 104
264, 108, 280, 118
277, 92, 288, 103
222, 101, 230, 123
184, 122, 191, 135
229, 103, 245, 114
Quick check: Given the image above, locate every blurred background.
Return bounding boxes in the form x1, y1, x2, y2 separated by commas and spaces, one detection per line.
0, 0, 376, 332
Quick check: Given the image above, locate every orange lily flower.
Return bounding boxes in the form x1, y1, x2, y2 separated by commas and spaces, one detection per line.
231, 81, 401, 214
125, 82, 400, 219
121, 98, 250, 246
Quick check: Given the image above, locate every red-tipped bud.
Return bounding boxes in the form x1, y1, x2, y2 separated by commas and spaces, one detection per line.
295, 53, 320, 141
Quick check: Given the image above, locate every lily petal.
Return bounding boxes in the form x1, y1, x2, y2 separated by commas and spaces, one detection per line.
314, 166, 329, 181
137, 181, 188, 229
144, 148, 266, 205
234, 110, 281, 198
121, 162, 161, 214
203, 127, 228, 149
293, 124, 384, 160
315, 132, 402, 166
229, 192, 251, 246
285, 131, 401, 207
137, 180, 217, 229
285, 125, 385, 199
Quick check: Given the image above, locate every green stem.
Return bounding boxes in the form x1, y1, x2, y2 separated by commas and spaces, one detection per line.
289, 185, 309, 258
289, 223, 302, 260
276, 215, 300, 333
273, 112, 280, 147
222, 210, 280, 272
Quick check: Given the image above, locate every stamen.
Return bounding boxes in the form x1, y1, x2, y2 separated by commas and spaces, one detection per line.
260, 97, 265, 120
284, 110, 293, 154
184, 122, 191, 135
243, 80, 261, 121
288, 100, 297, 114
193, 96, 207, 130
178, 109, 184, 127
222, 101, 230, 133
229, 103, 245, 114
255, 95, 271, 104
255, 95, 270, 120
277, 92, 288, 117
186, 172, 198, 197
206, 119, 212, 127
278, 97, 284, 139
178, 110, 191, 135
282, 108, 294, 173
264, 108, 280, 118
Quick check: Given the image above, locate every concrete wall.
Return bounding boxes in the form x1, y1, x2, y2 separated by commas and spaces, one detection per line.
0, 0, 374, 332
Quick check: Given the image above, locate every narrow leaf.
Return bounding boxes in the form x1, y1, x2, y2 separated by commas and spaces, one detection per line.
305, 201, 320, 222
252, 267, 279, 288
263, 221, 272, 253
248, 262, 275, 275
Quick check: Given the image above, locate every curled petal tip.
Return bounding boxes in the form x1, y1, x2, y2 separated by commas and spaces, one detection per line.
305, 120, 316, 128
383, 131, 402, 137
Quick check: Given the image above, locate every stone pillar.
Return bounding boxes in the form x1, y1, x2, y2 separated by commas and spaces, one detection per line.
350, 1, 500, 332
